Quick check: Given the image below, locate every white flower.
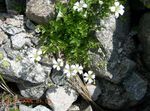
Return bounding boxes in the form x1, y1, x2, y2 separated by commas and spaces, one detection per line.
28, 48, 42, 63
71, 64, 83, 74
83, 71, 95, 84
52, 58, 64, 71
109, 1, 124, 18
73, 0, 88, 12
57, 11, 63, 19
64, 64, 76, 78
99, 0, 103, 5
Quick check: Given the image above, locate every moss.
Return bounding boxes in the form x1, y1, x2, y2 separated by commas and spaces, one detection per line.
15, 55, 23, 62
0, 52, 4, 60
97, 60, 107, 69
1, 60, 11, 68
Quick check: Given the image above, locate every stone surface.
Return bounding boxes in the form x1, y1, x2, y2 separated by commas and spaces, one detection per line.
96, 80, 127, 110
19, 104, 52, 111
18, 82, 47, 98
90, 10, 133, 84
86, 84, 101, 101
0, 31, 8, 45
46, 86, 78, 111
123, 73, 147, 101
26, 0, 55, 24
138, 13, 150, 71
11, 33, 30, 49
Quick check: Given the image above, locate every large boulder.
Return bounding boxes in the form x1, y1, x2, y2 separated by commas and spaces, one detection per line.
26, 0, 55, 24
90, 10, 135, 84
138, 13, 150, 71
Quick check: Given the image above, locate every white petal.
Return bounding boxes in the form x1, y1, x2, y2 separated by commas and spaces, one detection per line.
84, 77, 88, 82
83, 73, 88, 77
119, 9, 124, 15
91, 74, 95, 79
74, 2, 79, 7
88, 79, 93, 84
83, 3, 87, 8
73, 6, 78, 10
120, 5, 124, 9
52, 59, 57, 64
37, 50, 42, 55
88, 71, 93, 75
115, 12, 119, 18
53, 65, 57, 69
79, 70, 83, 74
65, 64, 70, 69
57, 66, 61, 71
66, 73, 71, 78
110, 6, 116, 12
60, 61, 64, 67
36, 56, 41, 61
115, 1, 120, 6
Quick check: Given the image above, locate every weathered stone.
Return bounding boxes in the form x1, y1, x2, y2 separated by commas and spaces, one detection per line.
0, 31, 8, 45
19, 104, 52, 111
97, 80, 127, 110
46, 86, 78, 111
26, 19, 36, 30
123, 73, 147, 101
86, 84, 101, 101
26, 0, 55, 24
11, 33, 30, 49
50, 69, 67, 86
18, 82, 47, 98
138, 13, 150, 70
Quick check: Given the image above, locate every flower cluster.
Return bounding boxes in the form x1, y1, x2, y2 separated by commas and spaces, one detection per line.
52, 58, 95, 84
110, 1, 125, 18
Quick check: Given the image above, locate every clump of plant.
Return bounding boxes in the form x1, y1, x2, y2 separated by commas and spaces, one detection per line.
39, 0, 125, 66
39, 0, 125, 110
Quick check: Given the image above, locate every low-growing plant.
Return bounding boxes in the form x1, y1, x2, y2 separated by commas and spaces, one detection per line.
39, 0, 126, 66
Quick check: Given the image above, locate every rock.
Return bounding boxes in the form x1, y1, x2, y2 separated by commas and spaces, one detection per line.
123, 73, 147, 101
90, 10, 133, 84
26, 19, 36, 30
138, 13, 150, 70
86, 84, 101, 101
1, 15, 25, 35
0, 31, 8, 45
26, 0, 55, 24
19, 104, 52, 111
19, 104, 33, 111
11, 33, 30, 49
33, 105, 52, 111
46, 86, 78, 111
96, 80, 127, 110
18, 82, 47, 98
139, 0, 150, 8
50, 69, 67, 86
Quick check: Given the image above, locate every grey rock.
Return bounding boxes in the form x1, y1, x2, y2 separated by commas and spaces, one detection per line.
51, 69, 67, 86
46, 86, 78, 111
90, 10, 132, 83
26, 0, 55, 24
123, 73, 147, 101
138, 13, 150, 70
0, 31, 8, 45
139, 0, 150, 8
11, 33, 30, 49
97, 80, 127, 110
26, 19, 36, 30
33, 105, 51, 111
1, 15, 25, 35
19, 104, 33, 111
86, 84, 101, 101
18, 82, 46, 98
19, 104, 52, 111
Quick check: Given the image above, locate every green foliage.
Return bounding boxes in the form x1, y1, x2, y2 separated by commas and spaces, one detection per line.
39, 0, 126, 66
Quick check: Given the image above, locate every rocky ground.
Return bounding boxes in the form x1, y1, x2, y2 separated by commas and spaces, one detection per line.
0, 0, 150, 111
